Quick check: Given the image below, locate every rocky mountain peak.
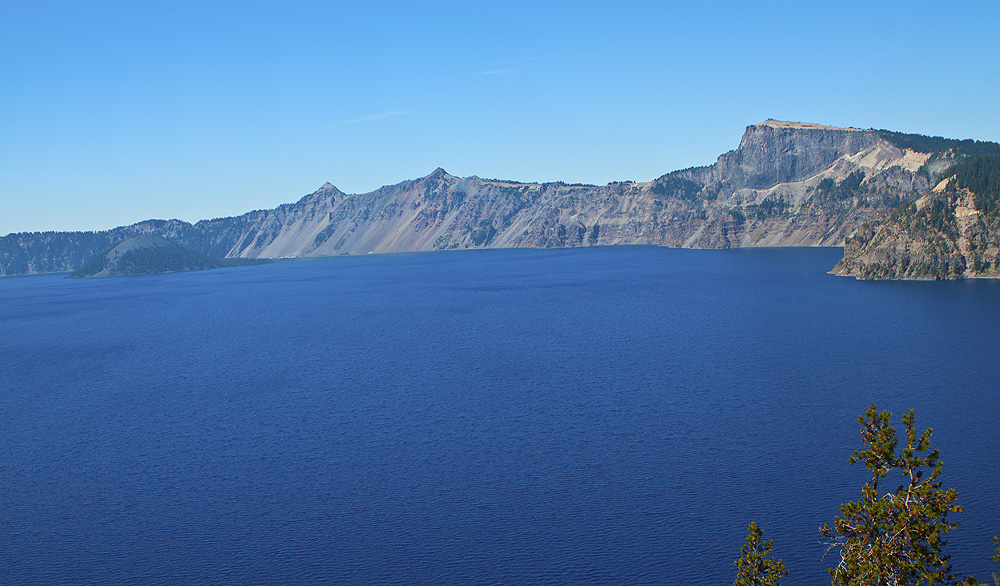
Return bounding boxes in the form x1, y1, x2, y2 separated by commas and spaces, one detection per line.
411, 167, 457, 189
313, 181, 345, 195
293, 182, 345, 206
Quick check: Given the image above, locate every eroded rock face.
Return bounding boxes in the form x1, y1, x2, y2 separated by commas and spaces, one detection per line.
190, 120, 934, 261
677, 120, 881, 189
0, 120, 967, 276
832, 189, 1000, 280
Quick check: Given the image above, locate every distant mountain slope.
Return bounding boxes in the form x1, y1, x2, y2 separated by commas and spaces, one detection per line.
69, 235, 268, 278
3, 119, 997, 277
833, 155, 1000, 279
195, 120, 961, 260
0, 220, 192, 276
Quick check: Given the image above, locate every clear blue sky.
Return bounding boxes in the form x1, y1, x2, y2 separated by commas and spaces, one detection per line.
3, 0, 999, 236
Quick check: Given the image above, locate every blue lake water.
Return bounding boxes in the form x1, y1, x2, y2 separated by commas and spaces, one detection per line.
1, 246, 998, 585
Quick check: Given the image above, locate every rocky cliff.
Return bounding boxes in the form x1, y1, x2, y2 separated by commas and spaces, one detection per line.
1, 120, 992, 276
833, 155, 1000, 279
202, 120, 949, 259
677, 121, 880, 188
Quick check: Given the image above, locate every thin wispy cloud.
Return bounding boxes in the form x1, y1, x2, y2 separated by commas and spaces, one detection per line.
341, 111, 405, 125
478, 68, 518, 76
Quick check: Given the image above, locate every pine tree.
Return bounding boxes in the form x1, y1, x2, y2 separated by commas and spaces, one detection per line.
734, 522, 788, 586
820, 404, 963, 586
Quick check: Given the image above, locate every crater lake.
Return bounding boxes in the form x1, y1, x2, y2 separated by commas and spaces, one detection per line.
2, 246, 998, 585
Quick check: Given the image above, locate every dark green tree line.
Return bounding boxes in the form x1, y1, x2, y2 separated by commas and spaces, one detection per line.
944, 155, 1000, 217
877, 131, 1000, 157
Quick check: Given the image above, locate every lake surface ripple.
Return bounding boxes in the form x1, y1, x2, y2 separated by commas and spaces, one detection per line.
2, 246, 998, 585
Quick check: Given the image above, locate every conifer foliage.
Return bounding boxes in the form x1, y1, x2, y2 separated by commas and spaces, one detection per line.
733, 522, 788, 586
820, 405, 963, 586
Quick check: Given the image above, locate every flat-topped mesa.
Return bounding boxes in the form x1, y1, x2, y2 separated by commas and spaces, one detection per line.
755, 119, 866, 131
676, 120, 881, 189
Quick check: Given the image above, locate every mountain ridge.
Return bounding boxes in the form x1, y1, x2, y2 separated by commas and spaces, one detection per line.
3, 120, 997, 277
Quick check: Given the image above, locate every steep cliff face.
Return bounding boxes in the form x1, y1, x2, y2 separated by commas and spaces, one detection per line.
833, 159, 1000, 279
677, 120, 881, 188
177, 120, 939, 261
0, 120, 984, 276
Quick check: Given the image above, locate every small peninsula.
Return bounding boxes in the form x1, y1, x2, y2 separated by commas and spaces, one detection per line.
833, 155, 1000, 279
69, 234, 269, 278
